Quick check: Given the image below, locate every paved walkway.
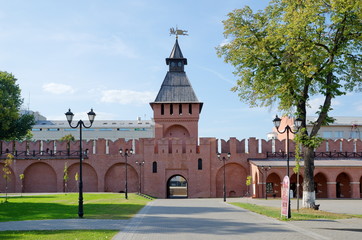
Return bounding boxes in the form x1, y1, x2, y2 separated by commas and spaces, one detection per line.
113, 199, 330, 240
1, 198, 362, 240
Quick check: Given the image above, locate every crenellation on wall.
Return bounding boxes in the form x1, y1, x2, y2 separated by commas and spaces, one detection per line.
28, 141, 41, 153
82, 140, 94, 155
248, 138, 258, 154
221, 139, 229, 153
327, 139, 341, 152
316, 140, 327, 152
108, 139, 125, 155
261, 139, 273, 153
236, 139, 246, 153
199, 138, 216, 155
56, 141, 67, 152
96, 138, 107, 155
341, 139, 354, 152
274, 139, 286, 153
42, 140, 55, 153
134, 139, 141, 154
2, 141, 14, 153
16, 141, 27, 151
68, 140, 80, 151
356, 139, 362, 152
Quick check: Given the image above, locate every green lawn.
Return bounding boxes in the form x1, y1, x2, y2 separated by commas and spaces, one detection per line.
231, 202, 362, 221
0, 193, 152, 222
0, 230, 118, 240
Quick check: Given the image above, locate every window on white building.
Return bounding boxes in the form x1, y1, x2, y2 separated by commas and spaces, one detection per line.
334, 131, 344, 139
322, 131, 332, 139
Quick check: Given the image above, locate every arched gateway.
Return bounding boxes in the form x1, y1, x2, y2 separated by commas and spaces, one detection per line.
167, 175, 188, 198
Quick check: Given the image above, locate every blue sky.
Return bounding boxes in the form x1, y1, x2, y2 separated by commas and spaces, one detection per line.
1, 0, 361, 140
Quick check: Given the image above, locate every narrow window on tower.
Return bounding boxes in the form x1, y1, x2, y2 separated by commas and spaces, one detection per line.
170, 104, 173, 115
161, 104, 164, 115
198, 158, 202, 170
152, 161, 157, 173
189, 103, 192, 114
179, 104, 182, 115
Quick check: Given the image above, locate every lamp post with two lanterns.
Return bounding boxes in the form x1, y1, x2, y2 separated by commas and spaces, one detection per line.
217, 152, 231, 202
65, 108, 96, 218
260, 166, 271, 200
135, 160, 145, 194
119, 148, 133, 199
273, 115, 302, 218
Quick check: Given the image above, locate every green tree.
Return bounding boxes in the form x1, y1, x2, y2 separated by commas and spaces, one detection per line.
246, 175, 252, 197
0, 72, 35, 140
63, 162, 69, 193
2, 154, 14, 202
60, 134, 75, 154
19, 173, 25, 197
217, 0, 361, 208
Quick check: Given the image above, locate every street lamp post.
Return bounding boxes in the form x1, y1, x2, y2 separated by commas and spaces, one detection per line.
273, 115, 302, 218
260, 166, 271, 200
119, 148, 133, 199
135, 160, 145, 194
65, 108, 96, 218
217, 152, 231, 202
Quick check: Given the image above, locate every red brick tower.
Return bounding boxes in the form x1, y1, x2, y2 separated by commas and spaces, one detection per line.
150, 39, 203, 139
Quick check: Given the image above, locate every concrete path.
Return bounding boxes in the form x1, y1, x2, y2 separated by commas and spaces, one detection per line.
231, 198, 362, 240
113, 199, 329, 240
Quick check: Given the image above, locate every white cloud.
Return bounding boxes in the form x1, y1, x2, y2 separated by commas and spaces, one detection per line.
42, 83, 75, 94
100, 89, 156, 105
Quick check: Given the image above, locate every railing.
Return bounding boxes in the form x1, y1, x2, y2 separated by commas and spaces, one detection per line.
266, 151, 362, 158
0, 150, 88, 160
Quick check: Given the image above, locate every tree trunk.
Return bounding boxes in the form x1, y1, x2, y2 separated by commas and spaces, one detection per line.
302, 146, 316, 208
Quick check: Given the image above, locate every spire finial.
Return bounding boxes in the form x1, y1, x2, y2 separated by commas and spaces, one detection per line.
170, 26, 188, 39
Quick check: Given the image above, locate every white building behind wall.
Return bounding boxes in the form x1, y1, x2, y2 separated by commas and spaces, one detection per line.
269, 115, 362, 141
307, 116, 362, 140
29, 112, 155, 141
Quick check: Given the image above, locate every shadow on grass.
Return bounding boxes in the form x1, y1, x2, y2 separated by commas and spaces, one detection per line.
0, 202, 145, 222
1, 195, 58, 200
0, 230, 118, 240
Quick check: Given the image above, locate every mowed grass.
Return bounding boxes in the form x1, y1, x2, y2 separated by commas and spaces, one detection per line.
0, 193, 152, 222
0, 230, 118, 240
231, 202, 362, 221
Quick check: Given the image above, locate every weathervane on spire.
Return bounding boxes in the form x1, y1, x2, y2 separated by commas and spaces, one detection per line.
170, 26, 188, 39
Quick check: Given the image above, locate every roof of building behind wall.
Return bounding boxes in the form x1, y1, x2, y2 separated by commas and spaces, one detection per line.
307, 116, 362, 126
33, 119, 154, 129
